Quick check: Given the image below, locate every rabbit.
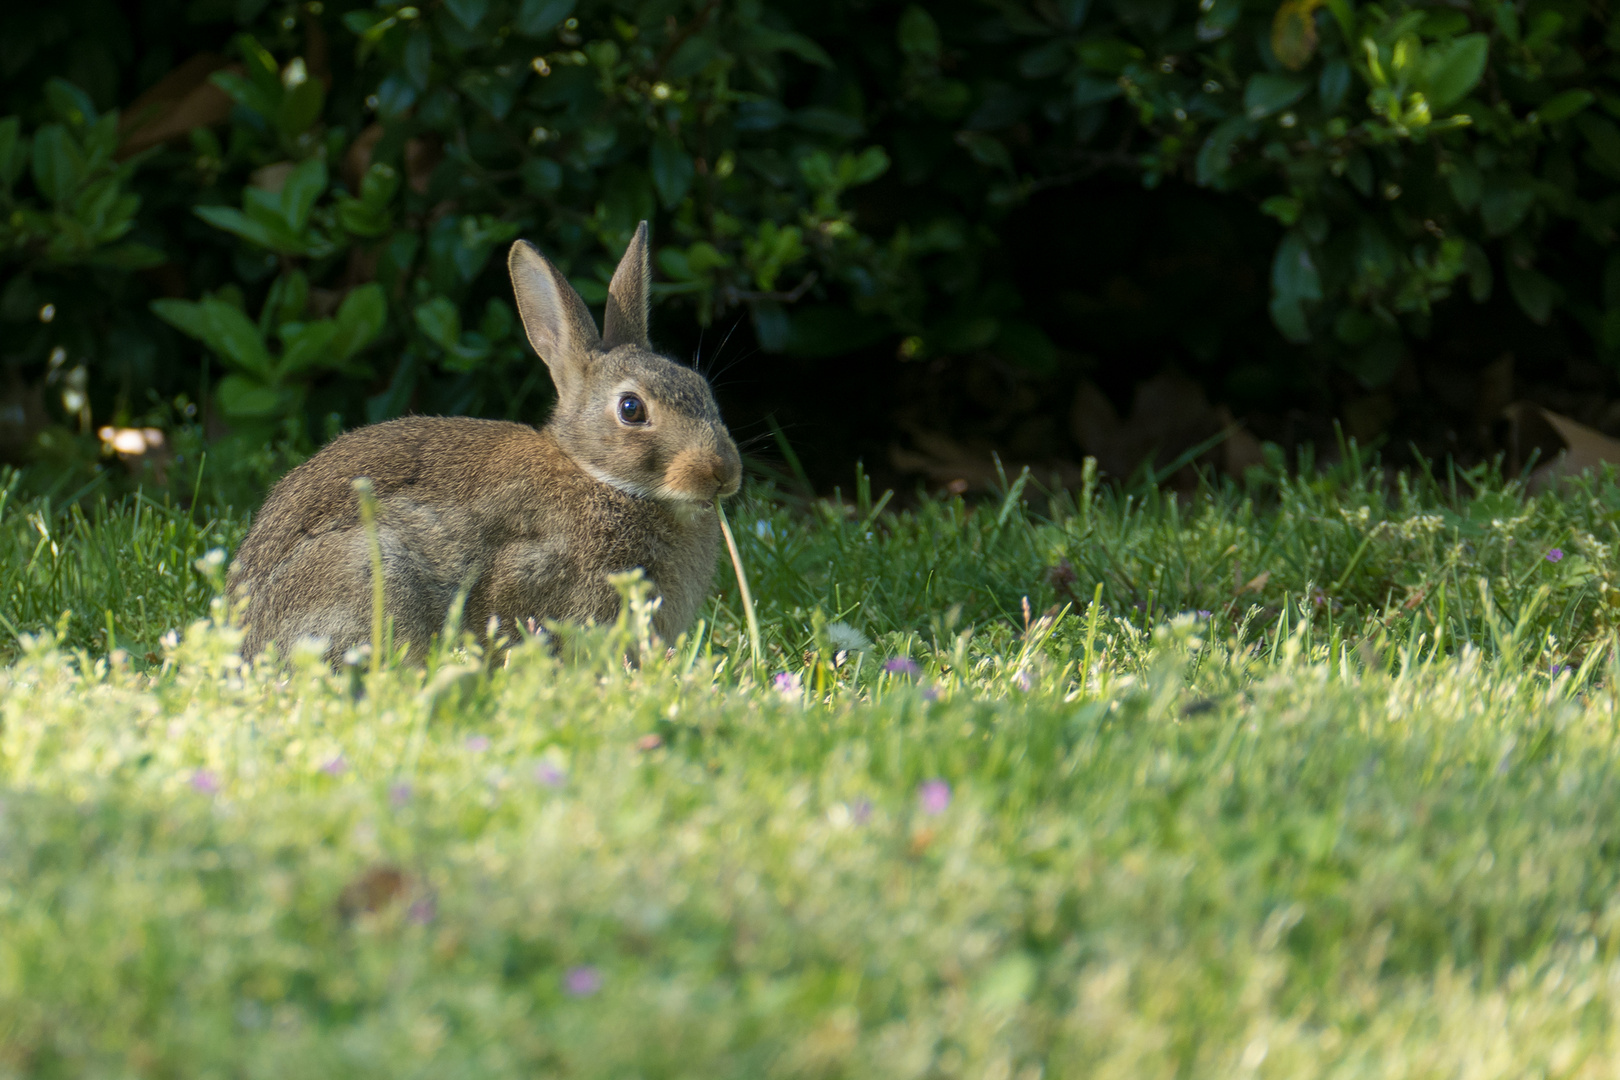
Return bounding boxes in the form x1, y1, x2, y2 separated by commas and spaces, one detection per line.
228, 221, 742, 664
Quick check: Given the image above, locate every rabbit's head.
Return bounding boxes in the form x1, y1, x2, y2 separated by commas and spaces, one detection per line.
508, 223, 742, 504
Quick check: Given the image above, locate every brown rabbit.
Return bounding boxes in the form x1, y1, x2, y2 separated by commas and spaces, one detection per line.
229, 222, 742, 663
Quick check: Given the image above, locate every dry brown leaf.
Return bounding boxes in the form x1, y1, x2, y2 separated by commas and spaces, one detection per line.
889, 427, 1088, 494
118, 55, 238, 158
337, 864, 410, 919
1240, 570, 1272, 595
1503, 401, 1620, 491
345, 122, 442, 195
1071, 373, 1263, 486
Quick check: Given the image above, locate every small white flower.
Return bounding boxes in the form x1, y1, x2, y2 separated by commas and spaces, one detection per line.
825, 621, 872, 653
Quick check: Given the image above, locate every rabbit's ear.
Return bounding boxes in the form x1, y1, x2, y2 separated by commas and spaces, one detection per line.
602, 221, 651, 349
509, 240, 601, 394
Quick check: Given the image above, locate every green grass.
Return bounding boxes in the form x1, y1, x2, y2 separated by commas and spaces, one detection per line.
5, 454, 1620, 1075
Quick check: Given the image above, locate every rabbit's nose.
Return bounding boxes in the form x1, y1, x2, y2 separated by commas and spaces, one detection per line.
714, 447, 741, 497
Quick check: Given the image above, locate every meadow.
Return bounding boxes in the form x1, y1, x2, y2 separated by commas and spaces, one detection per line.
3, 452, 1620, 1076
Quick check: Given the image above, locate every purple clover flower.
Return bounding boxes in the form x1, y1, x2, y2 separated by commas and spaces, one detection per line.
321, 756, 347, 776
1013, 669, 1034, 692
190, 769, 220, 795
884, 657, 920, 677
389, 782, 413, 808
850, 797, 873, 824
918, 779, 951, 816
772, 671, 802, 695
465, 735, 491, 752
534, 760, 567, 787
1547, 548, 1564, 563
563, 965, 602, 997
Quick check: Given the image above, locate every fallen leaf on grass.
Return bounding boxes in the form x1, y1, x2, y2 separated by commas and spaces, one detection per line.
1503, 402, 1620, 491
337, 864, 410, 919
889, 427, 1088, 494
1071, 373, 1264, 487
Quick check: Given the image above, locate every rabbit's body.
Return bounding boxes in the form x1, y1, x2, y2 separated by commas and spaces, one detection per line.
230, 223, 740, 662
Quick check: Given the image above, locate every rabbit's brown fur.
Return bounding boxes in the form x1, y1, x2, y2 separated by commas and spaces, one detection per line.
230, 223, 740, 663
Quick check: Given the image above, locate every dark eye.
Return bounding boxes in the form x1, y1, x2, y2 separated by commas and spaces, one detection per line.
617, 394, 648, 425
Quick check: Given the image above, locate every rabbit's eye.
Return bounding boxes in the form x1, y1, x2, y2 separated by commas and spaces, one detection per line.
618, 394, 649, 425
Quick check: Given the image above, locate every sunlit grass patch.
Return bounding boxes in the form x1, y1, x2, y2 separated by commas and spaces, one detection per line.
6, 457, 1620, 1072
3, 583, 1620, 1073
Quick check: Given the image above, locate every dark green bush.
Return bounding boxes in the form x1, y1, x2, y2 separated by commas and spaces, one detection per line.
1, 0, 1616, 491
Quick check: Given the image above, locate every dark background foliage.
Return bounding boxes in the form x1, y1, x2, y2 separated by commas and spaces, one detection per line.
1, 0, 1616, 500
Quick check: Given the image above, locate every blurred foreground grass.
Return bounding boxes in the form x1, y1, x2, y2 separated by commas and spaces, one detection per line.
4, 456, 1620, 1074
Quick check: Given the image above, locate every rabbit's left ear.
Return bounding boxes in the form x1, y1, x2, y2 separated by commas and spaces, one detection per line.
602, 221, 651, 349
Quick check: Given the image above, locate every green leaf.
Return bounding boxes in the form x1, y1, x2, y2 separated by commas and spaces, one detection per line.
215, 374, 286, 419
1420, 33, 1488, 110
1018, 40, 1071, 79
153, 296, 275, 378
522, 158, 562, 196
444, 0, 488, 30
650, 136, 695, 208
376, 75, 418, 119
1077, 39, 1142, 74
0, 117, 25, 189
1479, 179, 1536, 237
332, 284, 387, 361
516, 0, 575, 36
1260, 195, 1303, 225
839, 147, 890, 187
1270, 230, 1321, 343
84, 242, 166, 270
43, 78, 97, 127
956, 131, 1012, 172
261, 269, 309, 335
1195, 116, 1252, 188
480, 298, 515, 341
795, 108, 864, 138
1447, 160, 1482, 210
1538, 89, 1594, 124
403, 32, 433, 90
1073, 76, 1122, 107
234, 33, 281, 93
1244, 73, 1309, 119
280, 157, 327, 232
1464, 241, 1493, 302
209, 72, 277, 121
277, 320, 341, 377
1318, 59, 1351, 112
150, 298, 212, 343
995, 320, 1057, 372
1579, 114, 1620, 178
278, 78, 325, 138
898, 6, 941, 62
742, 26, 834, 68
414, 296, 462, 350
1504, 262, 1557, 324
31, 124, 85, 204
195, 205, 302, 253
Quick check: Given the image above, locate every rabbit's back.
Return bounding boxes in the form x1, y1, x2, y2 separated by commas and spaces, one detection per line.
231, 416, 720, 661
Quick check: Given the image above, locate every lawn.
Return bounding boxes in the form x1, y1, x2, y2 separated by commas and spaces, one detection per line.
3, 453, 1620, 1076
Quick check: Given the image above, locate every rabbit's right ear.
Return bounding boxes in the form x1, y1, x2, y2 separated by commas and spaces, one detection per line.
508, 240, 601, 397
